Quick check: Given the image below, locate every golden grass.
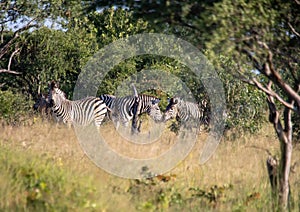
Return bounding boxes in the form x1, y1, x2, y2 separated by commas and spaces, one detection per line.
1, 117, 300, 211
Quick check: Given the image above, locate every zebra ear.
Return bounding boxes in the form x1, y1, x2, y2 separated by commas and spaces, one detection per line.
49, 80, 58, 90
173, 98, 178, 104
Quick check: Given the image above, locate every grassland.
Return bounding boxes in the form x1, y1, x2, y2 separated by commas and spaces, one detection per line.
0, 118, 300, 211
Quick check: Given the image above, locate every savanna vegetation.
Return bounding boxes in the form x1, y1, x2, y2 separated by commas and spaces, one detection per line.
1, 0, 299, 211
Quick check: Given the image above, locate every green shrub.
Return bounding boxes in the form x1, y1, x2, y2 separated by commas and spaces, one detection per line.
0, 90, 33, 124
0, 147, 98, 211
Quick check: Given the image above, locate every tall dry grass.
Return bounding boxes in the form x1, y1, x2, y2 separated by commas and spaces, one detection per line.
1, 117, 300, 211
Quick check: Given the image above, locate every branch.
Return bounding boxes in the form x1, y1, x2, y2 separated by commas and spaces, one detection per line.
8, 47, 20, 71
252, 40, 300, 109
0, 69, 21, 74
0, 25, 4, 44
242, 77, 298, 113
288, 22, 300, 38
0, 19, 38, 59
267, 94, 284, 139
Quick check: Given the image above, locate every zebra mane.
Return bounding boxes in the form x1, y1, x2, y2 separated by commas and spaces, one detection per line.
139, 94, 159, 99
101, 94, 116, 98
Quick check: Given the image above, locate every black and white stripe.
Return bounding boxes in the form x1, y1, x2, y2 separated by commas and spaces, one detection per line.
48, 81, 107, 128
99, 94, 116, 120
99, 94, 116, 109
163, 97, 206, 130
100, 94, 162, 129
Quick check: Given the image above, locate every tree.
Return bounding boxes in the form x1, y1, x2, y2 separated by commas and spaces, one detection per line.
88, 0, 300, 209
0, 0, 78, 75
84, 0, 221, 48
0, 0, 98, 98
209, 53, 267, 134
206, 0, 299, 208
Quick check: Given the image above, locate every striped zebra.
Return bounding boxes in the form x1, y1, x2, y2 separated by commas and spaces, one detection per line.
99, 94, 116, 121
163, 97, 206, 132
48, 81, 107, 129
99, 94, 162, 130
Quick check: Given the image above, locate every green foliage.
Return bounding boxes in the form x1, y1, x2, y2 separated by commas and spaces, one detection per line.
85, 0, 218, 46
189, 184, 233, 205
87, 8, 153, 96
89, 8, 151, 46
1, 24, 98, 99
205, 0, 300, 132
0, 90, 33, 125
213, 54, 267, 134
128, 177, 185, 211
0, 147, 98, 211
1, 0, 98, 98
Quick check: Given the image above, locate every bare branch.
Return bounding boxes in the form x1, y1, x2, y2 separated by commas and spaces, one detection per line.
285, 85, 300, 135
0, 69, 21, 74
241, 77, 299, 113
288, 22, 300, 38
284, 104, 293, 139
8, 48, 20, 71
0, 19, 38, 59
250, 40, 300, 109
0, 34, 19, 59
267, 95, 284, 139
0, 25, 4, 44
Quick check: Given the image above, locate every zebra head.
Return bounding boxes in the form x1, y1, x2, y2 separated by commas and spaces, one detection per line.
33, 93, 48, 111
48, 81, 66, 108
163, 97, 180, 122
147, 98, 163, 122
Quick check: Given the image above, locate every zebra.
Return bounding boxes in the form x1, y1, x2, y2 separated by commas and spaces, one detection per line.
163, 97, 207, 133
99, 94, 116, 121
33, 93, 52, 119
48, 81, 107, 129
99, 94, 162, 131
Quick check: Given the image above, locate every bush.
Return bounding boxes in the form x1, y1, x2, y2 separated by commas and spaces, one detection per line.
0, 90, 33, 124
0, 147, 98, 211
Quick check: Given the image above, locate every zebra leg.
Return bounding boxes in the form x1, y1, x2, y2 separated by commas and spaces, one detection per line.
115, 120, 120, 130
137, 119, 142, 132
94, 114, 106, 130
131, 120, 140, 135
65, 120, 72, 129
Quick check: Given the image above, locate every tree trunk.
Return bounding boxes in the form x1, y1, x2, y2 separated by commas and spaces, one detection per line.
279, 132, 292, 209
267, 96, 293, 210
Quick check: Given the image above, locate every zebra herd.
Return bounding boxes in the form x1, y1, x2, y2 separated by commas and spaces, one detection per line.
33, 81, 209, 134
99, 94, 162, 131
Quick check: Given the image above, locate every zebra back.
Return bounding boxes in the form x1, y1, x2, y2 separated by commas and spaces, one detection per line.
104, 93, 162, 127
99, 94, 116, 110
48, 81, 107, 128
